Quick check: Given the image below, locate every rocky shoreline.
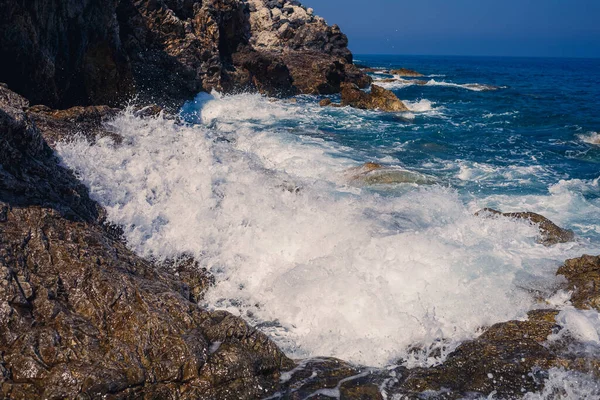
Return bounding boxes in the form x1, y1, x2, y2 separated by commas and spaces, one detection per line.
3, 82, 600, 399
1, 1, 599, 399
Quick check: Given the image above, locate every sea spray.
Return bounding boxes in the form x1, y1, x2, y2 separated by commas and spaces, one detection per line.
56, 92, 600, 367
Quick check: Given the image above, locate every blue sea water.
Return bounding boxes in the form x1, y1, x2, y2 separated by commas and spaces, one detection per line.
345, 55, 600, 197
279, 55, 600, 241
57, 55, 600, 389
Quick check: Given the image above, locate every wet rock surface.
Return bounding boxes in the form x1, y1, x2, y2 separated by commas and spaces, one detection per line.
0, 84, 294, 399
271, 309, 600, 399
557, 254, 600, 310
0, 0, 369, 108
341, 83, 409, 112
476, 208, 575, 246
26, 104, 122, 146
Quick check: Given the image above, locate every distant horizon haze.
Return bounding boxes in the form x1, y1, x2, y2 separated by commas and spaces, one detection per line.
301, 0, 600, 59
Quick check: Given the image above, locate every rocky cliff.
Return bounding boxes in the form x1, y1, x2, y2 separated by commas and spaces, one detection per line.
0, 0, 370, 108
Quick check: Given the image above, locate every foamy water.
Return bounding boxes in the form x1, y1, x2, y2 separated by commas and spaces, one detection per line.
375, 77, 501, 91
56, 92, 600, 371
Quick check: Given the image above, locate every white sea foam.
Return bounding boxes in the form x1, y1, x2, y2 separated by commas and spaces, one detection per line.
521, 368, 600, 399
376, 77, 501, 92
56, 92, 599, 368
424, 79, 501, 91
402, 99, 435, 113
551, 308, 600, 344
457, 161, 550, 184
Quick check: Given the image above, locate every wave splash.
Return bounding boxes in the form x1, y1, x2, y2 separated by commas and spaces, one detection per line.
56, 92, 596, 368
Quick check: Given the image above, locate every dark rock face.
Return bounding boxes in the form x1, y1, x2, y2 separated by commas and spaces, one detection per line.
0, 0, 134, 108
341, 83, 409, 112
476, 208, 575, 246
557, 254, 600, 310
0, 84, 294, 399
0, 0, 369, 108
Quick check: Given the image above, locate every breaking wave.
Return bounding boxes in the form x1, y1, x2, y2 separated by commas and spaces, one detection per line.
56, 92, 600, 369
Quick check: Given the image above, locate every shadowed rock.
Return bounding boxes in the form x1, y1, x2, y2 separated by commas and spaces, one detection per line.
341, 83, 409, 112
0, 0, 134, 108
475, 208, 575, 246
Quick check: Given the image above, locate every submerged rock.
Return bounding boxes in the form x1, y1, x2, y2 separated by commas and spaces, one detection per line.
0, 84, 294, 399
341, 83, 409, 112
346, 163, 436, 185
476, 208, 575, 246
390, 68, 424, 77
358, 67, 389, 74
557, 254, 600, 310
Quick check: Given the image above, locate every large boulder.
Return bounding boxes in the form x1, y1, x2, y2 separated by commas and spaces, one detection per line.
341, 83, 409, 112
0, 84, 294, 399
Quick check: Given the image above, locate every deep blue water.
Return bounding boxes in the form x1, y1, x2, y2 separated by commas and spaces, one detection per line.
321, 55, 600, 197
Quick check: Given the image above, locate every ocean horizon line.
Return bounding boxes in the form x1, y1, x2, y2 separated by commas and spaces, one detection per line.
353, 52, 600, 61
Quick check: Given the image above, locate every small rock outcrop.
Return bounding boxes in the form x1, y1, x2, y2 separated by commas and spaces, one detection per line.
341, 83, 409, 112
26, 105, 122, 146
476, 208, 575, 246
557, 254, 600, 310
390, 68, 423, 77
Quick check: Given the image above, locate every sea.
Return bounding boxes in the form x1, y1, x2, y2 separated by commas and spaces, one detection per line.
56, 55, 600, 397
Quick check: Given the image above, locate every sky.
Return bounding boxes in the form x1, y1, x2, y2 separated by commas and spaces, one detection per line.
300, 0, 600, 58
